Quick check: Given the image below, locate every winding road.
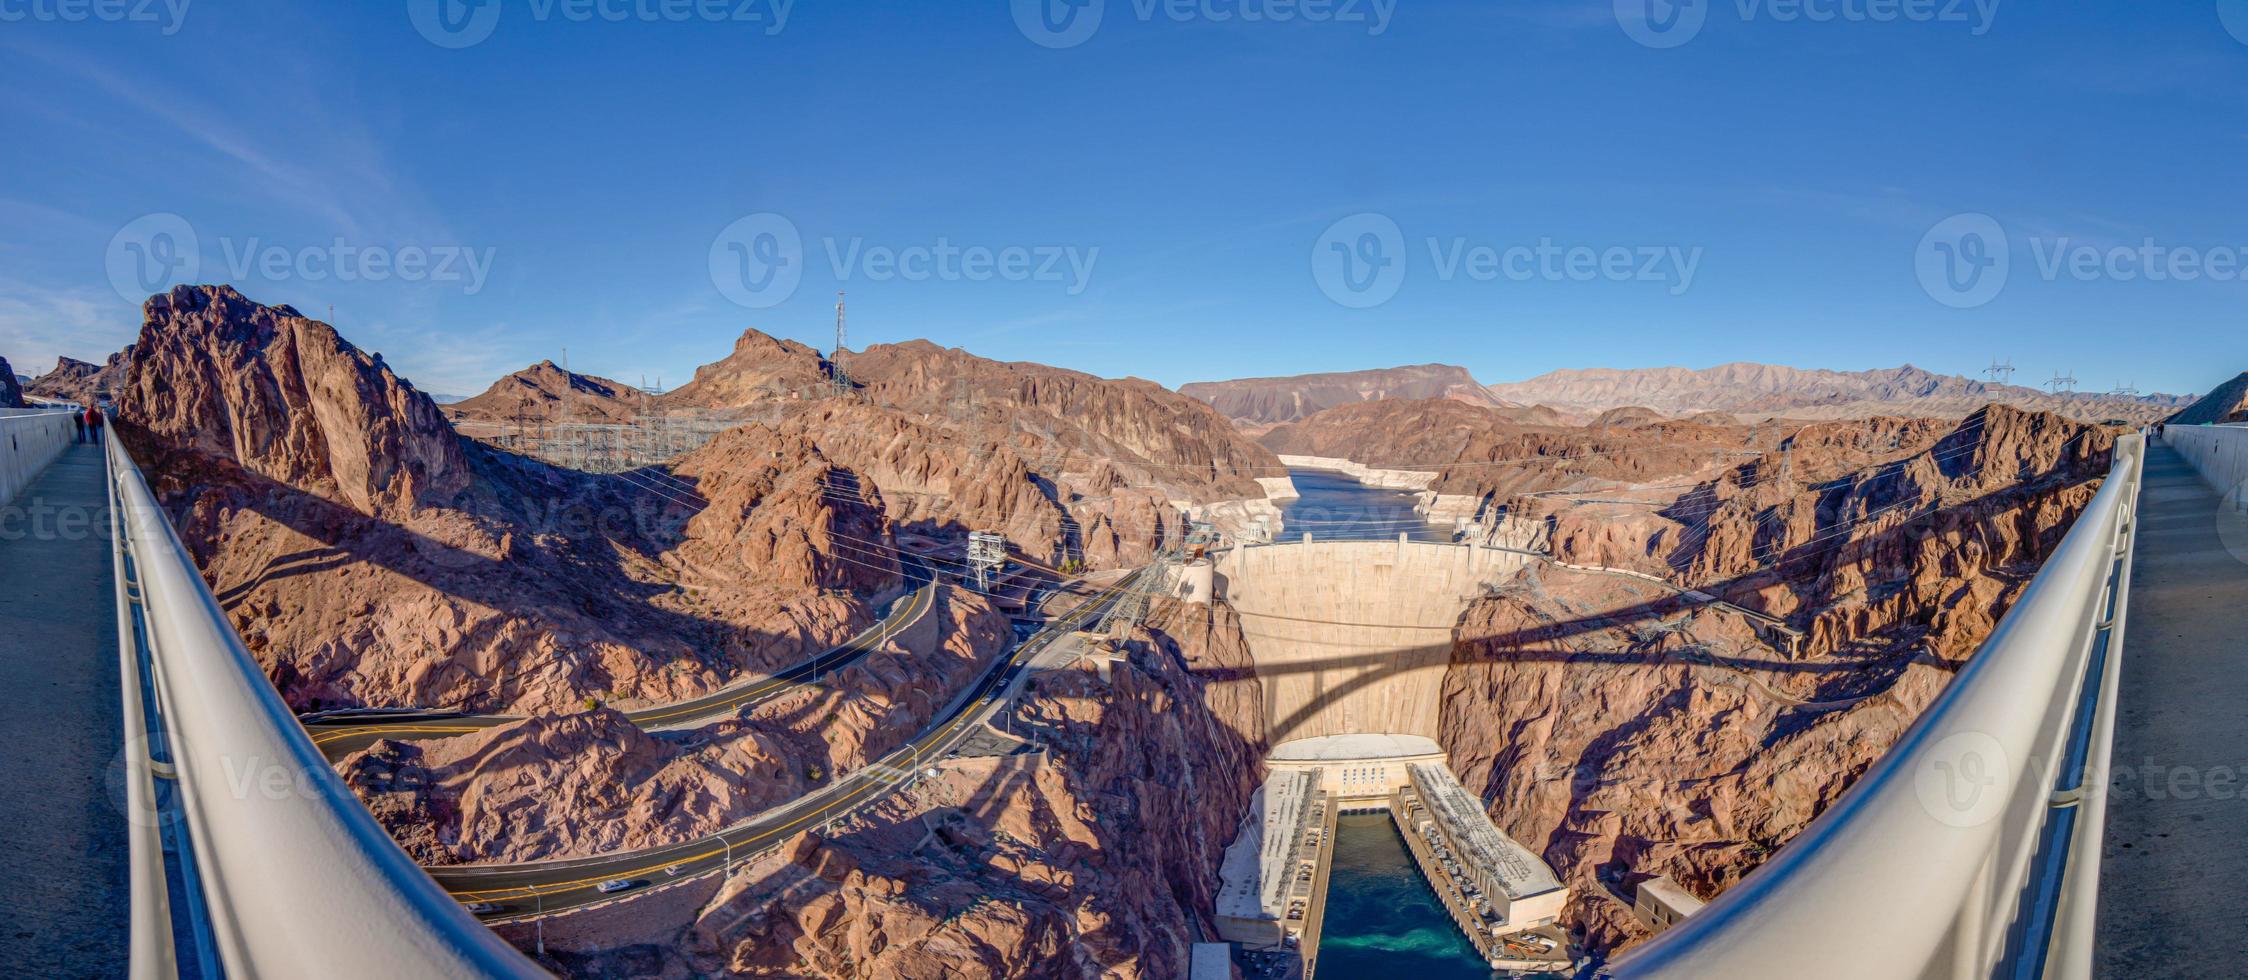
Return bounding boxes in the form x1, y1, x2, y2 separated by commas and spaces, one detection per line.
436, 573, 1129, 920
302, 559, 940, 759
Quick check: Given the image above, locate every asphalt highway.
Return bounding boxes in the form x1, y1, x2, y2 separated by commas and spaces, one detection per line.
435, 573, 1130, 920
301, 561, 940, 759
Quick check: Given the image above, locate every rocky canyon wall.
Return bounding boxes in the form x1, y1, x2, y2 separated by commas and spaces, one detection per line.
1432, 405, 2116, 961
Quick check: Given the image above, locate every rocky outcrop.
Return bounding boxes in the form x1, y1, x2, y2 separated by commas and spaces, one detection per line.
651, 332, 1286, 566
1484, 362, 2185, 423
342, 586, 1010, 865
451, 328, 1293, 569
0, 357, 22, 408
1181, 363, 1516, 424
664, 327, 834, 408
2166, 371, 2248, 425
842, 340, 1279, 499
447, 360, 652, 426
26, 351, 130, 406
1435, 405, 2114, 962
110, 286, 898, 714
1259, 397, 1529, 467
117, 285, 469, 518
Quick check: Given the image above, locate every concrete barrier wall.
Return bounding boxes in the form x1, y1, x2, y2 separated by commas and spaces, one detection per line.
0, 412, 78, 510
2165, 425, 2248, 504
1215, 540, 1529, 742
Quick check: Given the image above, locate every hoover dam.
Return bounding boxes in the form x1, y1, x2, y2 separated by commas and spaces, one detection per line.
1216, 536, 1528, 744
1200, 471, 1568, 975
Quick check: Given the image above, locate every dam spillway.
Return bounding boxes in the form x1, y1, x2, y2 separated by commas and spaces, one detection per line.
1212, 538, 1531, 745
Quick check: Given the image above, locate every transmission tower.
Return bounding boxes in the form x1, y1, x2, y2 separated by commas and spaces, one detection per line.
966, 530, 1007, 592
2046, 372, 2078, 395
1983, 359, 2015, 386
829, 290, 851, 397
1097, 527, 1193, 641
2110, 381, 2139, 397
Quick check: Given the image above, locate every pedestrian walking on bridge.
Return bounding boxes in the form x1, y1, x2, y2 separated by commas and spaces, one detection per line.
72, 410, 86, 443
83, 406, 102, 446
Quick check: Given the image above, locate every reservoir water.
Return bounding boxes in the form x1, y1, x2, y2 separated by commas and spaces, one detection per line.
1278, 468, 1452, 543
1316, 813, 1495, 979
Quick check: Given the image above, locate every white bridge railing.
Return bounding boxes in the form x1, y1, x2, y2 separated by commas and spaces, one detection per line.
1, 410, 77, 508
2160, 422, 2248, 501
106, 433, 545, 978
1612, 435, 2144, 980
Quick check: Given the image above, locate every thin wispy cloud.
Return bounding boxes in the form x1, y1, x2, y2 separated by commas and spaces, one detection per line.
0, 279, 135, 377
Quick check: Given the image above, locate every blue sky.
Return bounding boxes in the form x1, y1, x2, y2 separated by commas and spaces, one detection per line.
3, 0, 2245, 398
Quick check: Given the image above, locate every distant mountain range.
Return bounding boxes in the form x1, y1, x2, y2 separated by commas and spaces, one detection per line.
1178, 363, 1514, 424
1185, 362, 2191, 425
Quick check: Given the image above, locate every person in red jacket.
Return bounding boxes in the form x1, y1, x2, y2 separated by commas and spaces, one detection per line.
83, 406, 103, 446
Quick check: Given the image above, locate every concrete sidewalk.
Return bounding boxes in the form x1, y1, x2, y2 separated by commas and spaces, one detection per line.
0, 441, 124, 976
2097, 441, 2248, 978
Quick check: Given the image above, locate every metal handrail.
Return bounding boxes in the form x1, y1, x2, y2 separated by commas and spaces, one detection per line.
105, 435, 545, 978
1611, 435, 2144, 980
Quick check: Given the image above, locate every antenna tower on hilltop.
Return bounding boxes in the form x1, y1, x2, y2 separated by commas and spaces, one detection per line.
830, 290, 851, 397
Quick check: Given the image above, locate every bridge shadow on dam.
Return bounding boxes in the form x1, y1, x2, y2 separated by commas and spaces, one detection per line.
1196, 579, 1958, 751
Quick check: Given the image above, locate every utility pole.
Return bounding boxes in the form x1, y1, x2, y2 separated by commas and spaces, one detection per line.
2110, 381, 2140, 397
1983, 359, 2015, 386
2046, 372, 2078, 395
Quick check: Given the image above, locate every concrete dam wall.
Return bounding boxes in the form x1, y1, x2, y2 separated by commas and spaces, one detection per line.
1214, 540, 1530, 744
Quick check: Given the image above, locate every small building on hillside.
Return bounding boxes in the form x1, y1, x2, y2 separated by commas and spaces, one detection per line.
1632, 875, 1707, 934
